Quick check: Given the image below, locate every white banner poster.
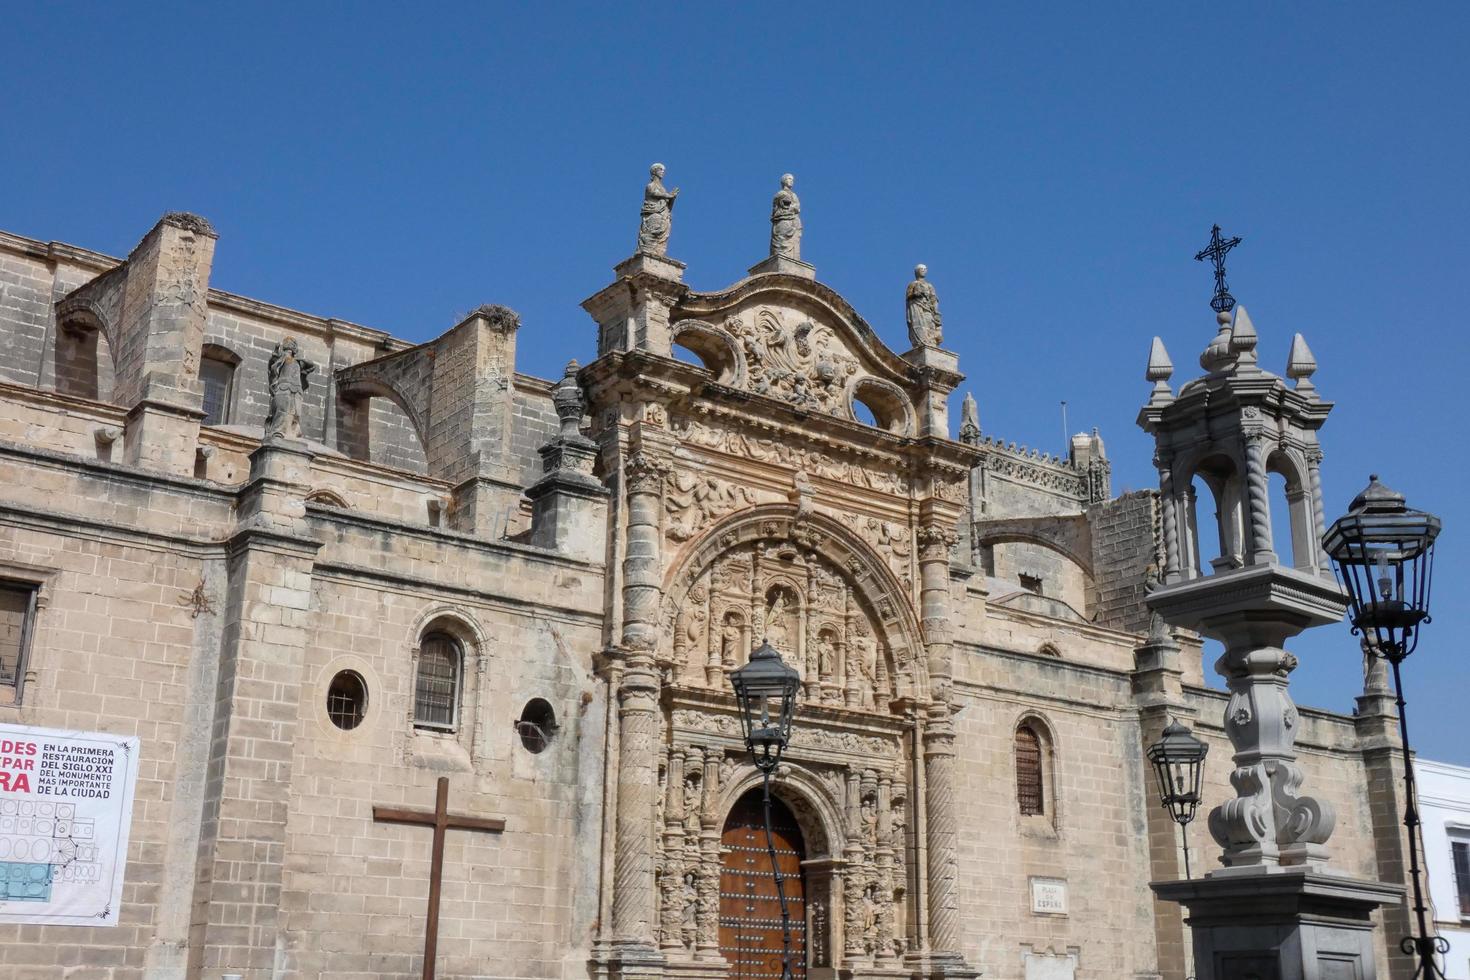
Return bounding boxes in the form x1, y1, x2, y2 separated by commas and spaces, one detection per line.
0, 723, 139, 926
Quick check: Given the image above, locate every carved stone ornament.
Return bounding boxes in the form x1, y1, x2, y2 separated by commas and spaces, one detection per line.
670, 415, 908, 495
727, 308, 859, 416
624, 452, 669, 493
665, 469, 759, 542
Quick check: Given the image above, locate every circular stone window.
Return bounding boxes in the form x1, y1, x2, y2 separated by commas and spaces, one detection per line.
326, 670, 368, 731
516, 698, 558, 754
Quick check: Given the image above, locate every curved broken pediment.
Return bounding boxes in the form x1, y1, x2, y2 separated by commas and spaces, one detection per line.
671, 275, 927, 434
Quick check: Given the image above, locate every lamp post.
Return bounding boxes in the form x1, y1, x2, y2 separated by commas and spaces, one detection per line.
1146, 720, 1209, 880
729, 639, 803, 980
1323, 474, 1445, 978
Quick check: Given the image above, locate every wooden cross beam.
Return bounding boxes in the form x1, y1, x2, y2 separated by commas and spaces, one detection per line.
373, 776, 506, 980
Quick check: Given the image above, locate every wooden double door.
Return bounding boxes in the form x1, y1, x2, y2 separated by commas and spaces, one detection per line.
719, 788, 807, 980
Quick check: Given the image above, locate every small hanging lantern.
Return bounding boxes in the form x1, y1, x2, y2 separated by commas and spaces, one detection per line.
729, 639, 801, 773
1147, 720, 1209, 827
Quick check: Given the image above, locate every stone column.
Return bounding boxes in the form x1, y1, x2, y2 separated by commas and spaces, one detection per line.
1305, 447, 1332, 573
1241, 431, 1277, 566
612, 659, 663, 965
874, 773, 897, 964
916, 523, 959, 697
696, 747, 723, 962
659, 747, 687, 951
621, 450, 668, 655
842, 769, 867, 964
921, 704, 962, 962
1156, 454, 1183, 583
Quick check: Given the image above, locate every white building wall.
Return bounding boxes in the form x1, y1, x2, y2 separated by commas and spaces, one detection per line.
1418, 757, 1470, 979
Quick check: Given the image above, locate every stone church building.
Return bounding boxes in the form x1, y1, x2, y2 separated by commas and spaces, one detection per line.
0, 177, 1417, 979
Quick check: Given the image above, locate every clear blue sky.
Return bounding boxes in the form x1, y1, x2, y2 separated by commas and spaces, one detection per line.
7, 4, 1467, 760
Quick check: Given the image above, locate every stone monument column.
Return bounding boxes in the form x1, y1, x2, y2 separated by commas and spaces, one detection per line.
696, 747, 723, 962
659, 747, 687, 951
1142, 300, 1402, 979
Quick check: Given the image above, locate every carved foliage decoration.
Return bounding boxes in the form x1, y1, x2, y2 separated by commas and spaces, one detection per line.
671, 414, 909, 496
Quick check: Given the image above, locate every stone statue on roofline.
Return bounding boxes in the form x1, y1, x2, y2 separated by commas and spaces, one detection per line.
265, 337, 316, 442
770, 173, 802, 259
906, 264, 943, 348
637, 163, 679, 255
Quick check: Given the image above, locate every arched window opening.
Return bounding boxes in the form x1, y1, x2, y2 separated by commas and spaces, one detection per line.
414, 632, 462, 731
1267, 451, 1316, 572
850, 379, 909, 435
55, 320, 114, 402
305, 489, 350, 509
200, 345, 240, 426
516, 698, 557, 753
1188, 456, 1244, 576
1016, 725, 1045, 816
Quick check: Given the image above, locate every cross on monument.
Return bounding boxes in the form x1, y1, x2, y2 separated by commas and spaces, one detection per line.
373, 776, 506, 980
1194, 223, 1243, 313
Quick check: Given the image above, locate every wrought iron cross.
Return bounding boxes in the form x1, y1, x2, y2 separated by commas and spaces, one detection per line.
1194, 224, 1243, 313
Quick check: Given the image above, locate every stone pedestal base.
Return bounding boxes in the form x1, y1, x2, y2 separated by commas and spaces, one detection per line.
609, 942, 667, 980
616, 251, 687, 282
840, 962, 915, 980
900, 950, 979, 980
663, 955, 729, 980
1152, 870, 1401, 980
748, 254, 817, 279
900, 346, 959, 373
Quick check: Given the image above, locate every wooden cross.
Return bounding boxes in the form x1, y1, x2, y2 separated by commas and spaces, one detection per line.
373, 776, 506, 980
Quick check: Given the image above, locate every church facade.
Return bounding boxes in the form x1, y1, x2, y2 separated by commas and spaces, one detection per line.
0, 178, 1417, 979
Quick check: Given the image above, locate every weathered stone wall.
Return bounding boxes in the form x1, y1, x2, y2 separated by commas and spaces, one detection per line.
1088, 489, 1158, 633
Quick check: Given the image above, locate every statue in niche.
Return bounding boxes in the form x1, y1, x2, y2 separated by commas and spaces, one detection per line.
851, 624, 879, 700
681, 870, 699, 950
637, 163, 679, 255
720, 612, 744, 668
861, 881, 879, 950
890, 797, 906, 853
265, 337, 316, 441
765, 589, 798, 656
905, 264, 943, 347
683, 769, 702, 818
860, 791, 879, 844
769, 173, 802, 259
816, 631, 838, 678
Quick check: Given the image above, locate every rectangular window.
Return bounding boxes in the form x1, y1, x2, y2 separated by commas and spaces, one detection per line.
1453, 840, 1470, 919
200, 357, 235, 426
1019, 573, 1044, 596
0, 581, 38, 702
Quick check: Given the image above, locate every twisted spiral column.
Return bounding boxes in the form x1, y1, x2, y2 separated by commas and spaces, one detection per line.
612, 661, 661, 948
922, 707, 961, 955
1243, 435, 1277, 565
1157, 461, 1182, 581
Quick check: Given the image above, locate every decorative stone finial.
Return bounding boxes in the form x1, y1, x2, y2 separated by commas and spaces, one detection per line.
637, 163, 679, 256
551, 360, 587, 440
1228, 305, 1259, 370
905, 264, 943, 348
769, 173, 802, 259
959, 392, 980, 444
1286, 332, 1318, 394
265, 337, 317, 442
1146, 337, 1174, 405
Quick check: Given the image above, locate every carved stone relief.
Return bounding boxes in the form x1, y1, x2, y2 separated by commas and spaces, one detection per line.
671, 414, 910, 496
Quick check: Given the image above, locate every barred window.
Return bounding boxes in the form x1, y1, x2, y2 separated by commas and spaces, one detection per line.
0, 581, 38, 702
1016, 725, 1044, 816
414, 633, 462, 730
1453, 840, 1470, 919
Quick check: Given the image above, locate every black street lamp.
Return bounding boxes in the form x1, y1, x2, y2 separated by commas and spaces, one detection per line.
729, 639, 802, 980
1323, 475, 1445, 978
1146, 720, 1210, 880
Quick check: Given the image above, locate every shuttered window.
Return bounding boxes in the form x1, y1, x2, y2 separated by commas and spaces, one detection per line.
1453, 840, 1470, 918
1016, 726, 1044, 816
414, 633, 461, 730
